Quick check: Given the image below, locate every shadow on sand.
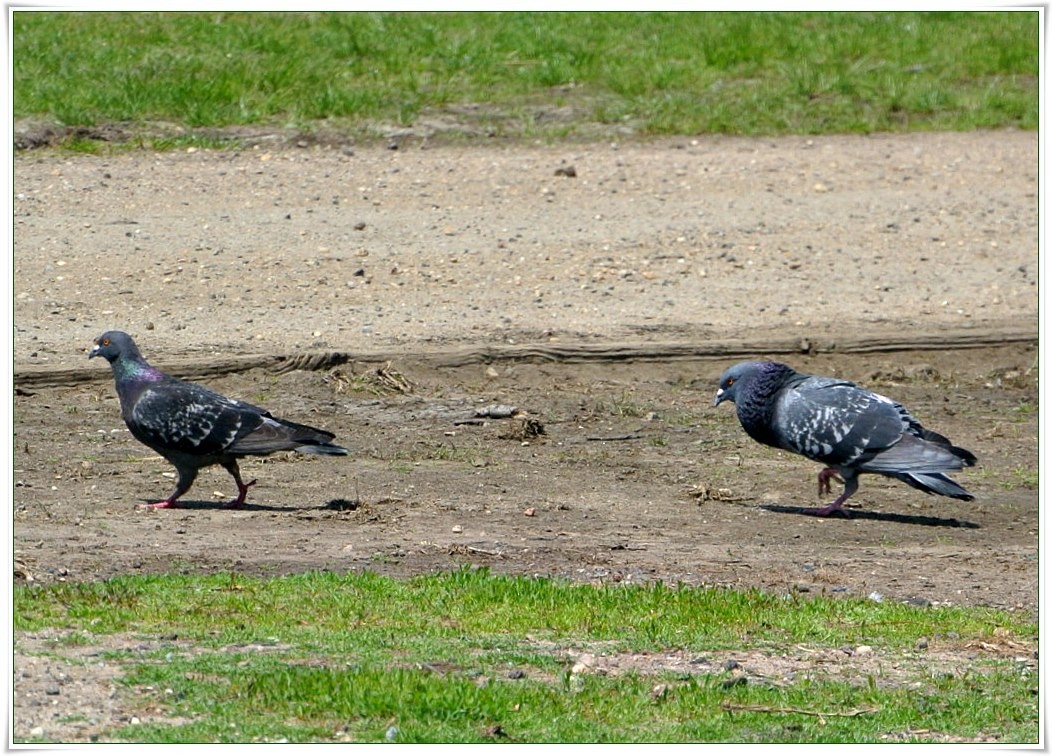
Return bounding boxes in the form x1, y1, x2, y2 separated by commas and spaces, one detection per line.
135, 498, 361, 513
759, 504, 980, 528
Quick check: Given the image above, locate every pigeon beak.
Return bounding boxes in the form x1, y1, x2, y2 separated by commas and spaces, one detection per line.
88, 344, 100, 360
712, 389, 725, 407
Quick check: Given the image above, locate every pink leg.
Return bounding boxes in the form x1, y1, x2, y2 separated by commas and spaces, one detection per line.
817, 467, 842, 496
226, 478, 257, 508
142, 469, 195, 509
804, 474, 858, 517
222, 460, 256, 509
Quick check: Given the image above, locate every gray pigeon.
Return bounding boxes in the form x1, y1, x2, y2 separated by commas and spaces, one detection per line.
713, 360, 976, 516
90, 330, 348, 508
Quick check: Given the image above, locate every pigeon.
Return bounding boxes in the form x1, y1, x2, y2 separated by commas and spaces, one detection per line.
89, 330, 348, 508
713, 360, 976, 516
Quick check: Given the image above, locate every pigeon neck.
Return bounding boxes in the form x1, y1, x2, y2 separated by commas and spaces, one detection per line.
112, 353, 163, 387
737, 365, 795, 447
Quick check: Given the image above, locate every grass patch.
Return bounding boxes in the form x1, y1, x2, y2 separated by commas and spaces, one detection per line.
13, 11, 1038, 146
14, 569, 1038, 743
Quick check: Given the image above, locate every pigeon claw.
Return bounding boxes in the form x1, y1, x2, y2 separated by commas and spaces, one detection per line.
225, 478, 258, 509
142, 499, 180, 509
817, 468, 843, 496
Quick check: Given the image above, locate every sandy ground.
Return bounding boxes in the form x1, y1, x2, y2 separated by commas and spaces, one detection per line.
11, 130, 1040, 742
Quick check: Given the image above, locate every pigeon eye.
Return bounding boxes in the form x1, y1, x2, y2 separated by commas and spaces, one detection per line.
102, 338, 111, 346
726, 378, 735, 387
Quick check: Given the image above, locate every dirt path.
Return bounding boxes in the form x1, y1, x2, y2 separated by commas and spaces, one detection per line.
12, 131, 1039, 742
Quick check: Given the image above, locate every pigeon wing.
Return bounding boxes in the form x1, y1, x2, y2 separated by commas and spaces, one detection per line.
773, 378, 905, 467
227, 414, 337, 455
127, 381, 263, 457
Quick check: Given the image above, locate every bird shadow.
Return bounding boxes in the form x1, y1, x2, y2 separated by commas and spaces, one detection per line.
137, 498, 360, 513
758, 504, 981, 529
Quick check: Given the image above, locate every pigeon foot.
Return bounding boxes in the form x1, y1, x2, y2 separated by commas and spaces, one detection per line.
142, 499, 180, 509
817, 468, 843, 496
225, 478, 258, 509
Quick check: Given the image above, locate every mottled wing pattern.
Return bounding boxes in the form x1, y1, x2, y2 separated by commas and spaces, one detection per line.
128, 381, 263, 457
772, 377, 906, 466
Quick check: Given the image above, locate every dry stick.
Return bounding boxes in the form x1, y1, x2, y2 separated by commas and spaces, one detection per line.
721, 702, 880, 718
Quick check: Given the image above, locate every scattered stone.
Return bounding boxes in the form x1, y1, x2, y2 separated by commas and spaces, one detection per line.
475, 404, 520, 419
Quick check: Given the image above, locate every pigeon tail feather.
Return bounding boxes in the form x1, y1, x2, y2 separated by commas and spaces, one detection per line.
295, 443, 350, 456
892, 471, 975, 500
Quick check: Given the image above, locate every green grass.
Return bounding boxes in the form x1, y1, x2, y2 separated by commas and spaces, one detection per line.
13, 10, 1038, 146
15, 569, 1038, 743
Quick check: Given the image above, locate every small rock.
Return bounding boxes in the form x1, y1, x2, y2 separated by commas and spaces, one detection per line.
571, 653, 595, 674
855, 645, 874, 656
523, 507, 536, 517
475, 404, 519, 419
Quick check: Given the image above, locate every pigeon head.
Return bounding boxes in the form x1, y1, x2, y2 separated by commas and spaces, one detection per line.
89, 330, 141, 364
712, 361, 792, 407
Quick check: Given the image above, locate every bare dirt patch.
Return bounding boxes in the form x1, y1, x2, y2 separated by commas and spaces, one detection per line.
12, 131, 1040, 742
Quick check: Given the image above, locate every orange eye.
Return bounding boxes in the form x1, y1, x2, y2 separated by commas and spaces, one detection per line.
726, 378, 735, 387
102, 338, 110, 346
